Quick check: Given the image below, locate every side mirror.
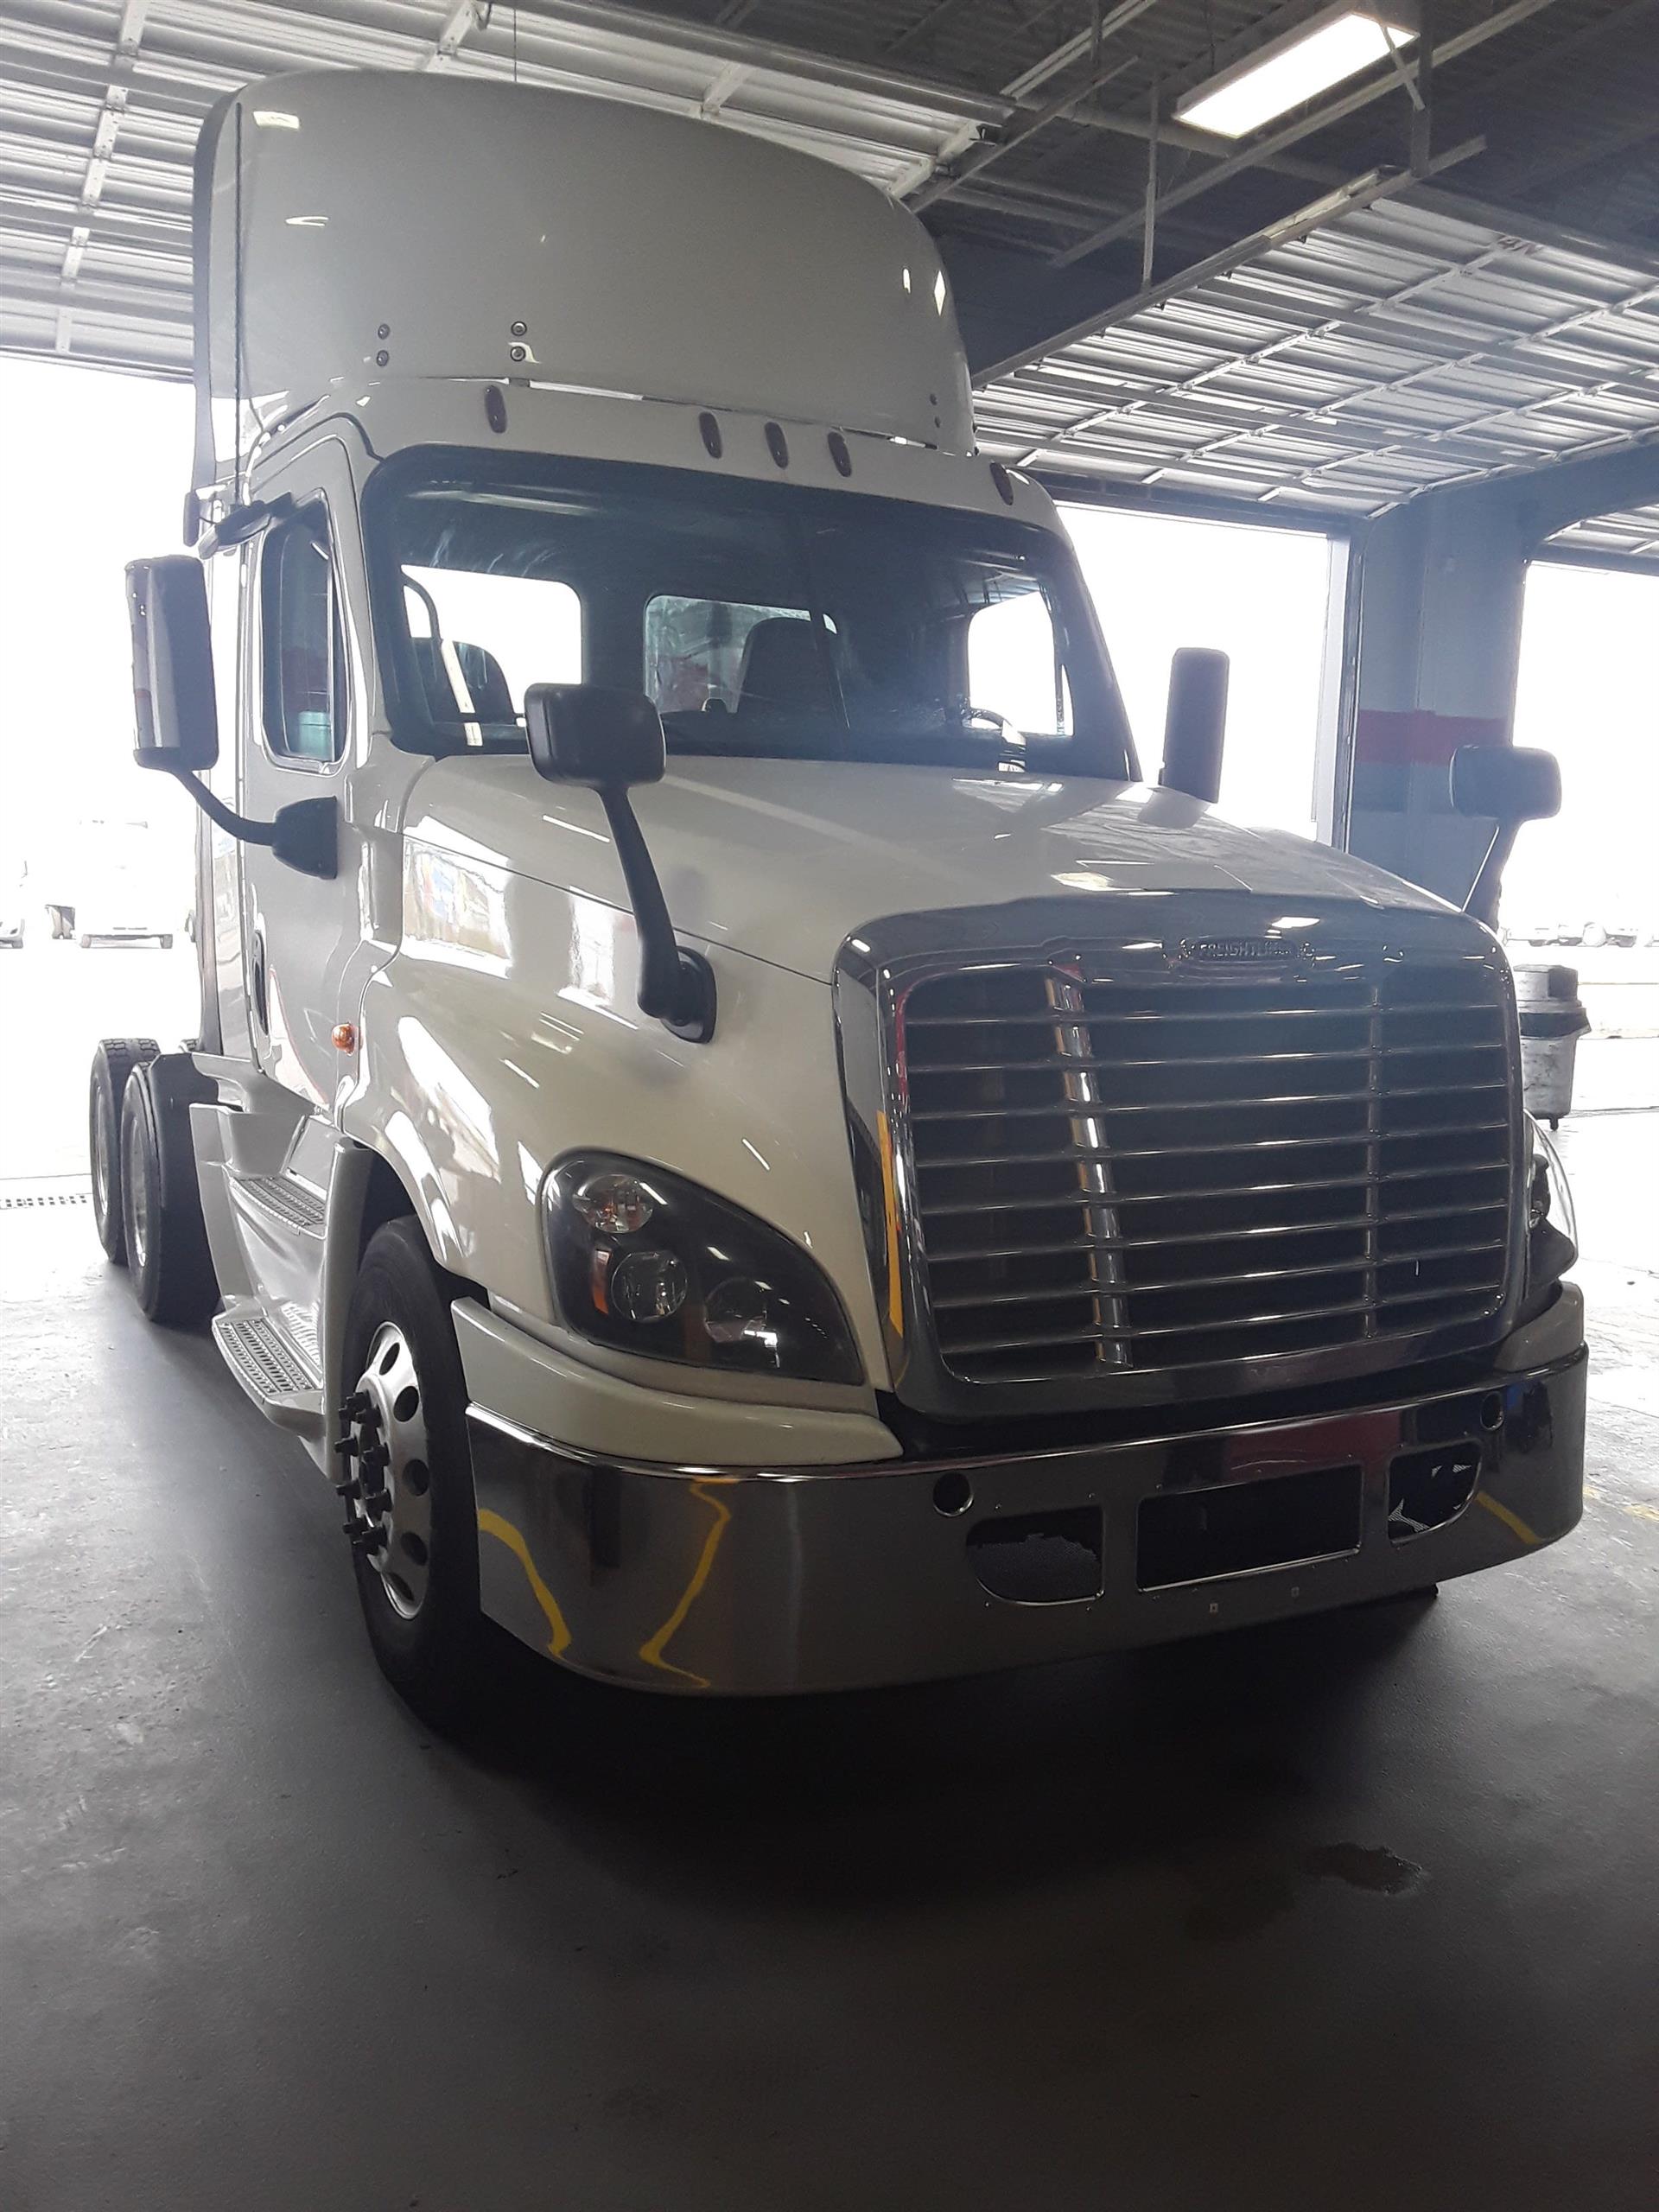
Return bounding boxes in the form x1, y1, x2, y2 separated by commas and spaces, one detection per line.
126, 553, 334, 880
524, 683, 713, 1042
1450, 744, 1560, 927
525, 683, 666, 791
1159, 646, 1230, 805
1450, 744, 1560, 826
127, 556, 218, 772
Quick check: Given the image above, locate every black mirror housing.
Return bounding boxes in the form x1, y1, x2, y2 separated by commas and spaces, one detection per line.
1450, 744, 1561, 824
1159, 646, 1230, 805
127, 556, 219, 772
523, 683, 712, 1041
525, 683, 666, 790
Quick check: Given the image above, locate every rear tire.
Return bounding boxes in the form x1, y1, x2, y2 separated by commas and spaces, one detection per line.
157, 934, 174, 950
89, 1038, 159, 1264
78, 932, 94, 949
340, 1218, 487, 1730
118, 1057, 218, 1325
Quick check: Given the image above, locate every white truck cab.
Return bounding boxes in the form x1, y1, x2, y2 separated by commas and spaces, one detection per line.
100, 72, 1585, 1720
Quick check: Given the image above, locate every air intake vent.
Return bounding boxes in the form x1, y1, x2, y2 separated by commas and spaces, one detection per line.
898, 949, 1515, 1387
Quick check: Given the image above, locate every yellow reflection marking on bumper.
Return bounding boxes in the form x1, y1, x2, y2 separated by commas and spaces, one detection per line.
638, 1480, 734, 1688
1475, 1491, 1541, 1548
877, 1112, 905, 1338
476, 1510, 572, 1656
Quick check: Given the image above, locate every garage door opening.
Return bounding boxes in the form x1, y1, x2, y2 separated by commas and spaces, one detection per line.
1506, 557, 1659, 1113
1059, 505, 1344, 843
0, 357, 198, 1186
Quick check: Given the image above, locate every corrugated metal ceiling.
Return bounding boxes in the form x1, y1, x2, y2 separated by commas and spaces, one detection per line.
4, 0, 1659, 527
975, 185, 1659, 516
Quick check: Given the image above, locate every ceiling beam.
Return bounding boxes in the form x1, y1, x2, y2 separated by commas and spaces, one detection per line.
1050, 0, 1566, 268
907, 2, 1160, 213
54, 0, 148, 354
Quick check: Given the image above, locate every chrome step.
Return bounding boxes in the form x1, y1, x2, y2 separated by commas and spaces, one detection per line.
234, 1173, 327, 1234
212, 1301, 324, 1438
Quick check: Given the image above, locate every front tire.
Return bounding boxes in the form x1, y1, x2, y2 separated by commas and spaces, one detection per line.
340, 1218, 487, 1728
118, 1057, 218, 1324
89, 1038, 159, 1263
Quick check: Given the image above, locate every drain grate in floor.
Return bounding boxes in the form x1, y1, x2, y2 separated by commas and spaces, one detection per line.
0, 1184, 92, 1211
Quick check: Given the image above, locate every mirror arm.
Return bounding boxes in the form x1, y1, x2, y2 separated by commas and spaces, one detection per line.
167, 765, 276, 846
165, 768, 338, 882
1464, 820, 1517, 928
597, 788, 716, 1043
194, 493, 294, 561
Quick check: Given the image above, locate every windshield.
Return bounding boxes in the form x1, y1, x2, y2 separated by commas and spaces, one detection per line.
367, 453, 1135, 777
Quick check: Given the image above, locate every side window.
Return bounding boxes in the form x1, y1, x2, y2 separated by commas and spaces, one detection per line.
263, 511, 346, 763
966, 583, 1072, 741
401, 565, 581, 739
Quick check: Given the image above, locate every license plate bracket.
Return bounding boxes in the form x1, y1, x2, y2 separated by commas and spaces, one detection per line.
1137, 1464, 1363, 1591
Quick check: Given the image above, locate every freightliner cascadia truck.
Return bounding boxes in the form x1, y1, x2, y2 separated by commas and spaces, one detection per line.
99, 71, 1584, 1722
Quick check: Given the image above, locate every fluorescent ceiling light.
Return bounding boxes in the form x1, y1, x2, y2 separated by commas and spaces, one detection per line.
1174, 7, 1418, 140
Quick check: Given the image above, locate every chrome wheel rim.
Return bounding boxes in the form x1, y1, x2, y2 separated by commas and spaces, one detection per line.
123, 1108, 148, 1272
346, 1322, 434, 1621
92, 1092, 111, 1224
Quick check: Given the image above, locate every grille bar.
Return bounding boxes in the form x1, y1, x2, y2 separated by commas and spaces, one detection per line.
898, 948, 1516, 1386
931, 1239, 1508, 1310
904, 1002, 1504, 1031
932, 1198, 1508, 1263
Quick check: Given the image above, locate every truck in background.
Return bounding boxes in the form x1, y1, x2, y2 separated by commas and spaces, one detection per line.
41, 817, 182, 947
96, 73, 1584, 1726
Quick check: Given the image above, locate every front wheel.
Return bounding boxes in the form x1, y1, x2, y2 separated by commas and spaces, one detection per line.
339, 1218, 487, 1728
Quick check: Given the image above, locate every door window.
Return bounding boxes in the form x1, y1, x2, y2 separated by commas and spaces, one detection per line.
263, 510, 346, 763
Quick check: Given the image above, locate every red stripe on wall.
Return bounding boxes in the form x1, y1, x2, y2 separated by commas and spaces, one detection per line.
1355, 709, 1510, 766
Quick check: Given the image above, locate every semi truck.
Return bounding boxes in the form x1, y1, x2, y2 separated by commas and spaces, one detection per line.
97, 71, 1585, 1724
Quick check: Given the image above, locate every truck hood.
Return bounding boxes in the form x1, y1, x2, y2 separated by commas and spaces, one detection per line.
404, 754, 1452, 983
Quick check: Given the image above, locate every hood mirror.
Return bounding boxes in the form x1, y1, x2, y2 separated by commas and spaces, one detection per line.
1159, 647, 1230, 805
525, 684, 715, 1043
1450, 743, 1560, 926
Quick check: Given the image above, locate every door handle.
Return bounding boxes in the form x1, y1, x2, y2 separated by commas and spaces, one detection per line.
251, 929, 269, 1033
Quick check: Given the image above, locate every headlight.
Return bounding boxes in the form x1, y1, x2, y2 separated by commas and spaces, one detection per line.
1522, 1115, 1577, 1317
543, 1153, 863, 1385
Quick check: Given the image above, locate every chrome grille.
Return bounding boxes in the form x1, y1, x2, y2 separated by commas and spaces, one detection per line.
899, 950, 1516, 1385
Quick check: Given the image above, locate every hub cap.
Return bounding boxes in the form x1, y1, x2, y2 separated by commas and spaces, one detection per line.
342, 1322, 433, 1620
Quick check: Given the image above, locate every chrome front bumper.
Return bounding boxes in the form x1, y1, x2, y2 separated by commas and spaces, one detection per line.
466, 1308, 1586, 1697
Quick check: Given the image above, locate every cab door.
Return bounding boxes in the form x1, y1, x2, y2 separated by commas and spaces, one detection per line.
240, 436, 373, 1111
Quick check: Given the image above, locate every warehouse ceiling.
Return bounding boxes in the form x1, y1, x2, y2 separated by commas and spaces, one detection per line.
4, 0, 1659, 519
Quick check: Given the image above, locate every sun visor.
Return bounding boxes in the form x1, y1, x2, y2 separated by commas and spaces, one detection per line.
191, 70, 975, 499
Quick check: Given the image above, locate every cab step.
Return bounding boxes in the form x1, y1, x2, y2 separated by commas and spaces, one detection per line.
212, 1300, 324, 1438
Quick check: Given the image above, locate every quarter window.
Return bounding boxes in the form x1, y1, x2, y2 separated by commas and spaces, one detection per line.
264, 512, 346, 763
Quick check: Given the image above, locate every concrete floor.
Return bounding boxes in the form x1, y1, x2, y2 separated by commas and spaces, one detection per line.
2, 1128, 1656, 2211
